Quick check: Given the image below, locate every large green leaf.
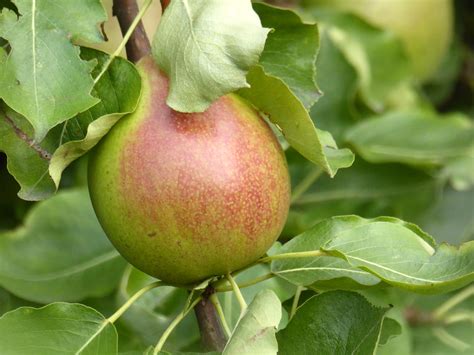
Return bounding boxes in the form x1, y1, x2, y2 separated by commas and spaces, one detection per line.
0, 303, 117, 354
253, 3, 321, 109
277, 291, 393, 354
346, 110, 474, 169
274, 216, 381, 290
239, 65, 354, 177
152, 0, 268, 112
238, 4, 354, 177
320, 216, 473, 293
0, 48, 141, 201
275, 216, 474, 293
223, 289, 281, 355
0, 0, 107, 141
0, 188, 127, 303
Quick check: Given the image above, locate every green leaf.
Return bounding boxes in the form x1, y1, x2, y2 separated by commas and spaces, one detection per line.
441, 156, 474, 191
0, 287, 38, 317
0, 188, 127, 303
152, 0, 268, 112
0, 104, 57, 200
345, 110, 474, 168
312, 11, 412, 111
276, 215, 474, 293
285, 152, 440, 237
223, 289, 281, 355
49, 48, 141, 187
218, 263, 295, 329
417, 187, 474, 245
238, 6, 354, 176
309, 30, 358, 141
0, 48, 141, 201
239, 65, 354, 177
0, 0, 107, 141
253, 3, 321, 109
273, 216, 382, 290
377, 312, 412, 355
0, 303, 117, 354
379, 317, 402, 345
319, 216, 474, 293
277, 291, 391, 354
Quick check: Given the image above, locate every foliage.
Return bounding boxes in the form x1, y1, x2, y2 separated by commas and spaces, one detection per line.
0, 0, 472, 354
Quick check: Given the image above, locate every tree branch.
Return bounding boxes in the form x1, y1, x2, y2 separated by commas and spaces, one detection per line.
194, 286, 228, 352
160, 0, 171, 11
113, 0, 151, 63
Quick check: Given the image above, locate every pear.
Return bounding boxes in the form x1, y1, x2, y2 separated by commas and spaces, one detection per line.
308, 0, 453, 81
88, 57, 291, 285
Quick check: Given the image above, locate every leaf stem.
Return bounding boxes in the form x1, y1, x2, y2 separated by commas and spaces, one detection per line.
442, 312, 474, 325
432, 327, 471, 352
154, 296, 202, 354
210, 293, 232, 337
433, 285, 474, 320
289, 286, 304, 320
95, 0, 153, 84
291, 167, 323, 204
108, 280, 163, 323
226, 273, 247, 313
214, 273, 275, 292
259, 250, 327, 263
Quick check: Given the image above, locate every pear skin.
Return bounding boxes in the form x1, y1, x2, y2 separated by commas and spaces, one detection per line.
88, 57, 291, 285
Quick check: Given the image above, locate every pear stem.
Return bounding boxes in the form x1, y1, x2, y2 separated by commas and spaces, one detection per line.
194, 286, 228, 352
113, 0, 152, 63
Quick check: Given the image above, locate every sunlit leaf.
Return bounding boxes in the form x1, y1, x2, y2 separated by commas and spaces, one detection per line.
152, 0, 268, 112
239, 65, 354, 177
253, 3, 321, 109
0, 48, 141, 201
223, 289, 281, 355
0, 0, 107, 140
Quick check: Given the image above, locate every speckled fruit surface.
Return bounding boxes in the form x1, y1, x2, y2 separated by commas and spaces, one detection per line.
88, 57, 291, 285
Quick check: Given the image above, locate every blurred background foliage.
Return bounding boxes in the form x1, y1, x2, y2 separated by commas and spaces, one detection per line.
0, 0, 473, 353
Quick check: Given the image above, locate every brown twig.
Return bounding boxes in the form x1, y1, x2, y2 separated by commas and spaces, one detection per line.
160, 0, 171, 11
194, 286, 228, 351
404, 306, 434, 327
113, 0, 151, 63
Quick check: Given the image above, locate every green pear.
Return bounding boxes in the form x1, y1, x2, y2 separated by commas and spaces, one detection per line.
307, 0, 453, 81
88, 57, 291, 286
